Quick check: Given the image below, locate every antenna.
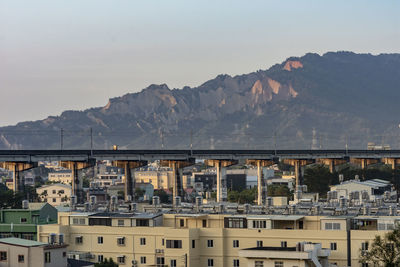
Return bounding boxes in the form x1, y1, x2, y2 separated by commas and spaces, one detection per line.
273, 131, 277, 156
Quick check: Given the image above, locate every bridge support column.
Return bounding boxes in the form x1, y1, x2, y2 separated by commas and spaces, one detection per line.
160, 159, 195, 204
283, 159, 314, 188
60, 161, 95, 204
350, 158, 380, 170
113, 161, 147, 202
205, 159, 238, 203
0, 162, 36, 193
317, 159, 347, 173
383, 158, 400, 170
246, 159, 275, 205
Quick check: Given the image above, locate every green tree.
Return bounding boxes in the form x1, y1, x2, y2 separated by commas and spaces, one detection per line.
0, 186, 24, 209
94, 258, 119, 267
360, 225, 400, 266
267, 184, 291, 198
303, 164, 338, 196
153, 190, 170, 203
227, 188, 257, 204
134, 187, 145, 201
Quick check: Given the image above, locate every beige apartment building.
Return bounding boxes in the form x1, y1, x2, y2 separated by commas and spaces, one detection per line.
36, 184, 72, 206
0, 237, 67, 267
48, 170, 73, 185
134, 170, 174, 190
36, 210, 392, 267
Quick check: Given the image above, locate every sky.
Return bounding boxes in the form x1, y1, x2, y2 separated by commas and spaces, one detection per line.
0, 0, 399, 126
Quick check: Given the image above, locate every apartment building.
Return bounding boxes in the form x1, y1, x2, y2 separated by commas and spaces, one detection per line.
37, 184, 72, 206
36, 209, 393, 267
0, 237, 67, 267
48, 170, 73, 185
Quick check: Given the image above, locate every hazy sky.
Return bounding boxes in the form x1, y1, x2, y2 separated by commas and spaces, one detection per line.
1, 0, 399, 126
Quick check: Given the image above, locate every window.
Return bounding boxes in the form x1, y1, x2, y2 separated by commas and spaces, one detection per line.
233, 259, 240, 267
75, 236, 83, 244
361, 263, 369, 267
117, 237, 125, 246
180, 219, 184, 227
98, 255, 103, 262
325, 222, 341, 230
225, 217, 246, 228
208, 258, 214, 267
118, 220, 124, 226
20, 218, 27, 223
207, 239, 214, 248
18, 255, 24, 263
233, 240, 239, 248
166, 240, 182, 249
52, 190, 56, 194
0, 252, 7, 261
330, 242, 337, 251
255, 261, 264, 267
140, 256, 146, 264
362, 242, 369, 252
170, 259, 177, 267
98, 236, 103, 244
63, 252, 66, 257
52, 198, 56, 202
140, 237, 146, 245
117, 256, 125, 264
253, 220, 267, 228
162, 239, 165, 246
274, 261, 283, 267
257, 240, 263, 247
203, 219, 207, 227
156, 257, 165, 267
281, 241, 287, 248
192, 240, 196, 248
44, 252, 51, 263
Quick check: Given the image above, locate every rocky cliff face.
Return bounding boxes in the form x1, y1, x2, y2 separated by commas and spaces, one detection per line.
1, 52, 400, 149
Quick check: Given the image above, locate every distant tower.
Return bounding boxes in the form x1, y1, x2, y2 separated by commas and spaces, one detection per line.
311, 128, 318, 150
210, 136, 215, 150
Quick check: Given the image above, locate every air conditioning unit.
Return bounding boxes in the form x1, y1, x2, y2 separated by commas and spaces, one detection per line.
155, 249, 161, 253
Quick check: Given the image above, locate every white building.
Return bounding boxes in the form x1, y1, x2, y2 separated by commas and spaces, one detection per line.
330, 178, 396, 202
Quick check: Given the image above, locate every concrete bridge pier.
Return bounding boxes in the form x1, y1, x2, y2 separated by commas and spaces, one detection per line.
0, 162, 36, 193
160, 159, 195, 204
205, 159, 238, 203
350, 158, 380, 169
283, 159, 315, 188
246, 159, 276, 205
112, 161, 147, 202
60, 161, 95, 204
383, 158, 400, 170
317, 159, 347, 173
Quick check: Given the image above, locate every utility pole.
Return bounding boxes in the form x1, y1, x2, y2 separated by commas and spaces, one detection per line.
60, 128, 64, 150
190, 129, 193, 154
90, 127, 93, 156
161, 130, 164, 149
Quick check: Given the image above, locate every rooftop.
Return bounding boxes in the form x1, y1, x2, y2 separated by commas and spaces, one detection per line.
0, 237, 47, 247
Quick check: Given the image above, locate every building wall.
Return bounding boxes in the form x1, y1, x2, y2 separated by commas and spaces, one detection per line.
0, 244, 45, 267
36, 213, 390, 267
48, 172, 73, 185
36, 184, 71, 207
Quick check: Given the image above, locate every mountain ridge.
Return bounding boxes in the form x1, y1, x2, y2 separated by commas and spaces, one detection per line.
2, 51, 400, 150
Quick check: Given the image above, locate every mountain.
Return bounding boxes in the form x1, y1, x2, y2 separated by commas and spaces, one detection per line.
2, 51, 400, 150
